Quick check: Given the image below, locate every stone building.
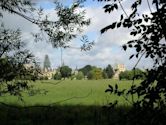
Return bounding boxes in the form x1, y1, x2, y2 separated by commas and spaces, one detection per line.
41, 68, 56, 79
113, 64, 126, 79
117, 64, 126, 72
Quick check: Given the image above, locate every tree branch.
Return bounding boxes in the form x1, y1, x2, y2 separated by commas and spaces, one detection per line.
0, 5, 38, 24
147, 0, 152, 13
117, 0, 128, 17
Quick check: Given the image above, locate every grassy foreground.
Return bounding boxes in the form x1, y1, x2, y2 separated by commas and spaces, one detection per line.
1, 80, 166, 125
0, 79, 140, 106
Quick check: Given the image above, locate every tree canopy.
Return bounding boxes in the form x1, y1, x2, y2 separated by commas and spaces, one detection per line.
0, 0, 92, 48
79, 65, 94, 76
87, 67, 103, 80
0, 25, 39, 97
105, 64, 114, 78
119, 68, 145, 80
60, 65, 72, 79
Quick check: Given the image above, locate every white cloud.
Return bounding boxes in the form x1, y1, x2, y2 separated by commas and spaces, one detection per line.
0, 1, 153, 70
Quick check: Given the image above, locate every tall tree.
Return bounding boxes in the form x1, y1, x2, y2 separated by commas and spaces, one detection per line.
43, 55, 51, 70
102, 69, 108, 79
92, 68, 103, 80
79, 65, 93, 76
60, 65, 72, 79
105, 64, 114, 78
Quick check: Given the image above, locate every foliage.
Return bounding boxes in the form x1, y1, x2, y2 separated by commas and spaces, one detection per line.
87, 68, 103, 80
105, 64, 114, 78
79, 65, 111, 80
0, 0, 92, 49
54, 72, 62, 80
79, 65, 93, 76
0, 0, 92, 96
0, 104, 129, 125
100, 0, 166, 115
102, 69, 108, 79
0, 25, 39, 97
60, 66, 72, 79
119, 69, 145, 80
43, 55, 51, 70
1, 102, 166, 125
87, 71, 93, 80
76, 71, 84, 80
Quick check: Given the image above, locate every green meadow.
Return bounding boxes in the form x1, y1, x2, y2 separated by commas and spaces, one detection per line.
0, 79, 140, 106
1, 80, 165, 125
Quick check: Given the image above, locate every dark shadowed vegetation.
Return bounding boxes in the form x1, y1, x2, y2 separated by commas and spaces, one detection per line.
0, 103, 166, 125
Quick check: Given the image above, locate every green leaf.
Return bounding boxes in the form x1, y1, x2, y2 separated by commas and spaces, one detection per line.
115, 84, 118, 90
120, 14, 123, 21
105, 85, 113, 93
129, 54, 134, 59
100, 22, 116, 33
122, 45, 127, 51
111, 22, 117, 29
114, 4, 118, 10
117, 22, 121, 28
128, 44, 132, 48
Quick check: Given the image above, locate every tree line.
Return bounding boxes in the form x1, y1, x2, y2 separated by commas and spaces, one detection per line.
43, 54, 146, 80
119, 68, 146, 80
53, 64, 114, 80
51, 64, 146, 80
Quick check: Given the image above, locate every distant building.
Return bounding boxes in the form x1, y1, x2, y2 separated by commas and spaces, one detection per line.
41, 68, 56, 79
24, 63, 56, 80
113, 64, 126, 79
72, 66, 78, 75
117, 64, 126, 72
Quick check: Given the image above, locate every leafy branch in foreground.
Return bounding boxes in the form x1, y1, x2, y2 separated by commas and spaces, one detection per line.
0, 0, 93, 49
0, 24, 40, 97
99, 0, 166, 111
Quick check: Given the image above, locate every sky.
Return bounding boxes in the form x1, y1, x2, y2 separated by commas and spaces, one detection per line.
1, 0, 154, 70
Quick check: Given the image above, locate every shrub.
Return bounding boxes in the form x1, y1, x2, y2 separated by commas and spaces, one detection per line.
53, 73, 62, 80
119, 69, 146, 80
76, 71, 84, 80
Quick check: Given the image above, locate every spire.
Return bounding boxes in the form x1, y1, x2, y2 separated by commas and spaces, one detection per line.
62, 60, 65, 66
75, 66, 78, 71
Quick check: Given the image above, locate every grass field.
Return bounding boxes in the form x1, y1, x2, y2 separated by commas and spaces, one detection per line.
1, 80, 165, 125
0, 79, 141, 106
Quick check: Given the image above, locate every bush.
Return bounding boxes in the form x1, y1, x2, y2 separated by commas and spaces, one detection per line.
102, 70, 108, 79
76, 71, 84, 80
87, 68, 103, 80
87, 71, 93, 80
60, 66, 72, 79
53, 73, 62, 80
119, 69, 146, 80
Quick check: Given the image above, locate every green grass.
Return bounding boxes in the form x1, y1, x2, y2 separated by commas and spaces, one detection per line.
0, 104, 131, 125
1, 80, 166, 125
0, 79, 141, 106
